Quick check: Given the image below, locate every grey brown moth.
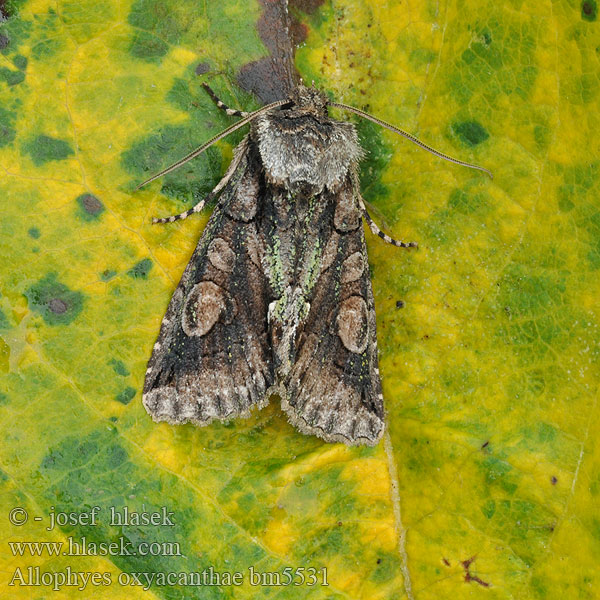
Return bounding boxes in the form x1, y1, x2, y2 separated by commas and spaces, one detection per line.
139, 82, 491, 446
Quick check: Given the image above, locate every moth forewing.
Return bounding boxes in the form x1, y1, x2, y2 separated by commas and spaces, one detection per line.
141, 83, 490, 445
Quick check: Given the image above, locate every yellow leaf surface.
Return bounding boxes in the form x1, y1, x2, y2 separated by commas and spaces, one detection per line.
1, 0, 598, 598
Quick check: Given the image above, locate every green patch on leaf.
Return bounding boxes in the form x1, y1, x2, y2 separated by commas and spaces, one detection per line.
129, 30, 168, 62
0, 66, 24, 86
355, 118, 390, 204
24, 273, 84, 326
27, 226, 41, 238
122, 124, 224, 199
100, 269, 117, 281
0, 309, 10, 329
76, 193, 105, 221
127, 258, 152, 279
452, 120, 489, 146
12, 53, 27, 69
0, 0, 27, 19
0, 106, 16, 147
0, 14, 32, 56
115, 386, 136, 404
31, 38, 61, 60
109, 358, 130, 377
22, 134, 73, 166
581, 0, 597, 21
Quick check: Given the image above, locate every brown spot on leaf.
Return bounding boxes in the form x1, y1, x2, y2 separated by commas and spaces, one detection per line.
49, 298, 68, 314
443, 558, 450, 567
551, 475, 558, 485
237, 0, 300, 102
461, 556, 490, 587
289, 0, 325, 14
289, 20, 308, 46
195, 62, 210, 75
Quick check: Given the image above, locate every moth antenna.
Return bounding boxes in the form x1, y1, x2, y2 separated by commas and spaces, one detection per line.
135, 98, 288, 189
329, 102, 493, 179
201, 83, 249, 117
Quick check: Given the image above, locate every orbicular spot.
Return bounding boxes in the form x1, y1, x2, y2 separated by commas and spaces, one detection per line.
0, 107, 16, 148
341, 252, 364, 283
207, 238, 235, 273
28, 227, 40, 239
452, 121, 489, 147
129, 30, 168, 62
582, 0, 597, 20
182, 281, 235, 337
333, 179, 359, 231
116, 387, 136, 405
25, 273, 84, 326
76, 193, 105, 221
336, 295, 368, 354
22, 135, 73, 166
127, 258, 152, 279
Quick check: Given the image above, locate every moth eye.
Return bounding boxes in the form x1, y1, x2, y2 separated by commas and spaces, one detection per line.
336, 295, 369, 354
181, 281, 234, 337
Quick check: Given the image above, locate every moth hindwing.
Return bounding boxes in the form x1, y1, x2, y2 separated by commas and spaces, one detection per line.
142, 84, 417, 446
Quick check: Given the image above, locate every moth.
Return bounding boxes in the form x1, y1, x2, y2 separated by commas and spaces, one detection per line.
139, 82, 491, 446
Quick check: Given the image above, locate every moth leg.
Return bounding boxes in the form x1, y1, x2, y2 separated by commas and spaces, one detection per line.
152, 137, 249, 225
152, 191, 216, 224
358, 196, 418, 249
201, 83, 250, 118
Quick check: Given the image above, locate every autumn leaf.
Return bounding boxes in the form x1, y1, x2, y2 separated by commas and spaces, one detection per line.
1, 0, 599, 598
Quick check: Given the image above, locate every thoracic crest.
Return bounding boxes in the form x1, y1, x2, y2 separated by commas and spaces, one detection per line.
253, 94, 363, 195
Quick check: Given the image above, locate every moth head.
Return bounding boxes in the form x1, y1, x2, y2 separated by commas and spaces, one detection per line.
288, 83, 329, 117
